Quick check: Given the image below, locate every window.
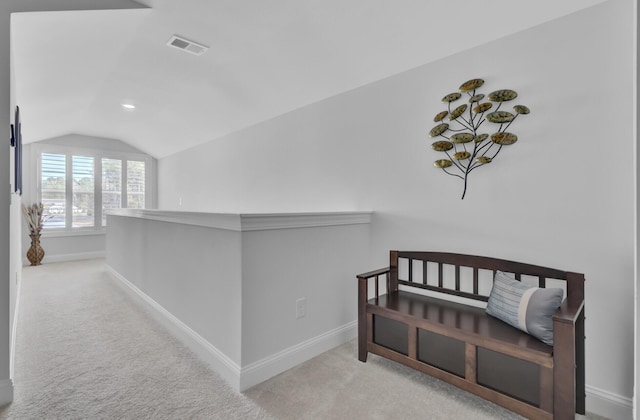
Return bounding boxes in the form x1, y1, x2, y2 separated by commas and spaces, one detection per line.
37, 146, 154, 233
41, 153, 66, 229
127, 160, 145, 209
72, 156, 95, 228
102, 158, 122, 227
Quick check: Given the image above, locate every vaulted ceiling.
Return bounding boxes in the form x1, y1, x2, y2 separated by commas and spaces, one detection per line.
12, 0, 605, 158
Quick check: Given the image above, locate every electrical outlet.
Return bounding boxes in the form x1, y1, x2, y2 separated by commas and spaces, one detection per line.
296, 297, 306, 319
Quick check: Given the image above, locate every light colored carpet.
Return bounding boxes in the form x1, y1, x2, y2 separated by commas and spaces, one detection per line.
246, 339, 525, 420
0, 259, 605, 419
246, 342, 607, 420
0, 259, 271, 420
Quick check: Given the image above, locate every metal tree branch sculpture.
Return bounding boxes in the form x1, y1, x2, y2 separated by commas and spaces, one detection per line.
429, 78, 530, 199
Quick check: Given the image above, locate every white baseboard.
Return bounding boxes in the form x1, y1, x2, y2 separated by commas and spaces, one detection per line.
105, 265, 242, 390
239, 321, 357, 392
0, 379, 14, 407
23, 251, 105, 266
105, 264, 357, 393
586, 384, 633, 419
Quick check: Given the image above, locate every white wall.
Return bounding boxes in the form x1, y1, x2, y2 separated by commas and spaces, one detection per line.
158, 1, 634, 417
1, 6, 14, 405
1, 0, 148, 407
240, 223, 370, 366
106, 215, 243, 365
635, 0, 639, 416
8, 194, 20, 382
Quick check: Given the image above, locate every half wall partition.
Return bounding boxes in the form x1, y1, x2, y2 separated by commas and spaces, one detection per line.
105, 209, 372, 391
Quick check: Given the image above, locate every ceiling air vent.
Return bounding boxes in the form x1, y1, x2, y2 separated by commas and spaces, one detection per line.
167, 35, 208, 56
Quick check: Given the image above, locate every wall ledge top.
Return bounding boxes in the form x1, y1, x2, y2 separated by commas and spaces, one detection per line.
106, 209, 372, 231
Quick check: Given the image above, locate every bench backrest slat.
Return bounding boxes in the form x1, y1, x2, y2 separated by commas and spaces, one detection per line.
392, 250, 579, 303
473, 267, 479, 295
539, 276, 546, 288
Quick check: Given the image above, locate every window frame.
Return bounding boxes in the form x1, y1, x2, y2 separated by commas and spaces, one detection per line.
33, 143, 156, 237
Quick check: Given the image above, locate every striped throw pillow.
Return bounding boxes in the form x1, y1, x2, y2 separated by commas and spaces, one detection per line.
486, 271, 563, 345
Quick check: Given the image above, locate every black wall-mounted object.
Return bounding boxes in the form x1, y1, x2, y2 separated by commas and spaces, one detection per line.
11, 106, 22, 195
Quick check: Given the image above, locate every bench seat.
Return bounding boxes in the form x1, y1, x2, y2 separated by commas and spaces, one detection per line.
370, 291, 553, 360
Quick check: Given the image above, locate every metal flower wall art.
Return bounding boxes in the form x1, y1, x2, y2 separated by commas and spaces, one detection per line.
429, 78, 530, 199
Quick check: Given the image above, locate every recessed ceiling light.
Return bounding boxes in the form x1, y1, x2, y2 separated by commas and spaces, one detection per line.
121, 103, 136, 110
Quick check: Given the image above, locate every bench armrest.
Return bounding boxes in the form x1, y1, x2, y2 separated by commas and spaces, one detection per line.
553, 295, 585, 325
357, 267, 390, 280
358, 267, 390, 303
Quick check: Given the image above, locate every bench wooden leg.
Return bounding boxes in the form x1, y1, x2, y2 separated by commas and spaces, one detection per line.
358, 278, 368, 362
576, 309, 586, 414
358, 334, 367, 362
358, 315, 367, 363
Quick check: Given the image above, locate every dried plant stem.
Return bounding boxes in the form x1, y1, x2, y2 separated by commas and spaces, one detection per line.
22, 203, 46, 235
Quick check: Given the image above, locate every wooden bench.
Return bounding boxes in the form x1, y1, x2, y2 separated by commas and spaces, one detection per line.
357, 251, 585, 420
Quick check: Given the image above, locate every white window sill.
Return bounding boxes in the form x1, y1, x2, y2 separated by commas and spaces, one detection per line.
41, 228, 106, 238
